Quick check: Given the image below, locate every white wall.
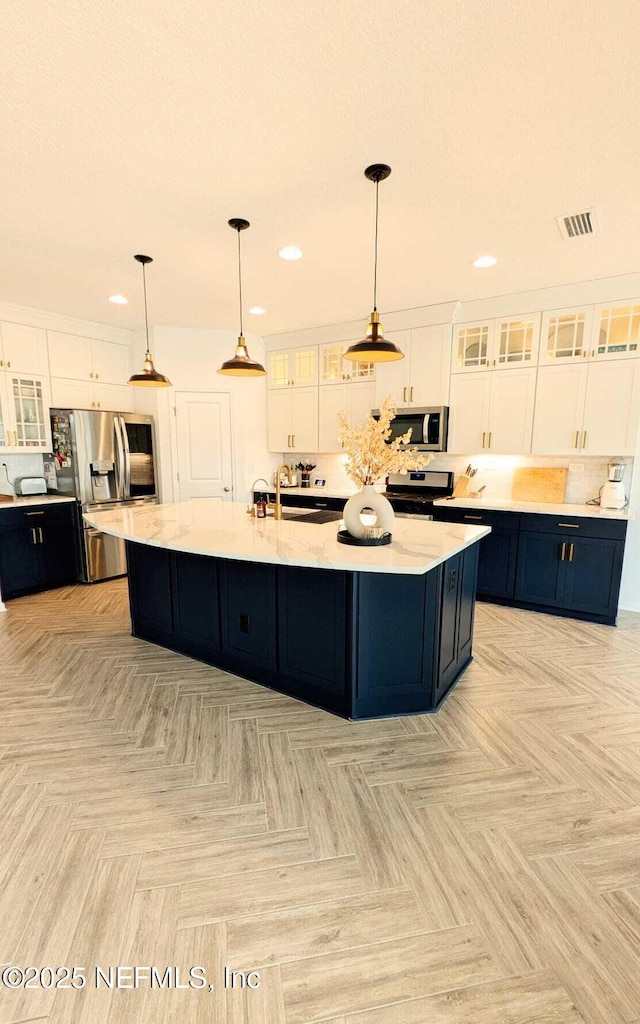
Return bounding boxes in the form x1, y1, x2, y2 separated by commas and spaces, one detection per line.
132, 326, 278, 503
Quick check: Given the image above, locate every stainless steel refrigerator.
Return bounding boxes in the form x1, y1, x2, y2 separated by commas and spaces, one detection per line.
46, 409, 158, 582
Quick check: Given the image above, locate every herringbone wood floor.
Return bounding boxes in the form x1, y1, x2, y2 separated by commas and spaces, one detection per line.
1, 582, 640, 1023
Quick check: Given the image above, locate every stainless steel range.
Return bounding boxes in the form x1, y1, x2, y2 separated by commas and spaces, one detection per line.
383, 469, 454, 519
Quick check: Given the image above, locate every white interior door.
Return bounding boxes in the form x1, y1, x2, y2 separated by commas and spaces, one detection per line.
175, 391, 233, 501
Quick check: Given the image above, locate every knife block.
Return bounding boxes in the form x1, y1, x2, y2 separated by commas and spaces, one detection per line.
452, 475, 471, 498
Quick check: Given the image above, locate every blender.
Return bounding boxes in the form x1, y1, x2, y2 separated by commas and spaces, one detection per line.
601, 461, 626, 509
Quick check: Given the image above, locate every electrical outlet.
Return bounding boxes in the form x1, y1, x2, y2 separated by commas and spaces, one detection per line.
569, 463, 585, 473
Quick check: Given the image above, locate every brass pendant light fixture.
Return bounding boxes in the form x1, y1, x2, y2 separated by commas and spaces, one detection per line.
128, 255, 172, 387
344, 164, 404, 364
218, 219, 266, 377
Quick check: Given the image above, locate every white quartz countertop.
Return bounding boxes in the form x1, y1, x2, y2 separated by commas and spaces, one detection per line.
84, 499, 490, 576
433, 497, 633, 520
0, 495, 76, 511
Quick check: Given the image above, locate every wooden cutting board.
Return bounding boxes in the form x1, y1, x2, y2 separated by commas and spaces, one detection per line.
512, 467, 568, 504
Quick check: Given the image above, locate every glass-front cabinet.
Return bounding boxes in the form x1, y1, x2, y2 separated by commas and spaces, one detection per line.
593, 303, 640, 360
268, 346, 318, 388
319, 342, 375, 384
453, 314, 540, 372
0, 372, 51, 451
540, 307, 592, 363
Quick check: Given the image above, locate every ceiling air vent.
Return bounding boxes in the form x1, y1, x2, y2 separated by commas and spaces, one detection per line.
556, 209, 599, 239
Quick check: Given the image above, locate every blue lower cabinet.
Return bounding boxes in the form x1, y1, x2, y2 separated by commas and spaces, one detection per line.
433, 508, 519, 600
278, 566, 349, 714
220, 561, 277, 671
0, 503, 78, 600
435, 543, 479, 705
353, 570, 440, 718
125, 541, 478, 719
562, 536, 625, 620
515, 531, 566, 608
172, 552, 221, 652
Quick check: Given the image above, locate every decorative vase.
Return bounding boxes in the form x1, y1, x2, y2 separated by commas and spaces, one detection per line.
343, 484, 394, 540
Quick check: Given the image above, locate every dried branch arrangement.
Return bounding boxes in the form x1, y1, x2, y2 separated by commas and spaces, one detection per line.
338, 395, 433, 487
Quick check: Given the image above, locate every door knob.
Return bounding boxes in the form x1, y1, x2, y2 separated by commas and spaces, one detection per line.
223, 486, 231, 492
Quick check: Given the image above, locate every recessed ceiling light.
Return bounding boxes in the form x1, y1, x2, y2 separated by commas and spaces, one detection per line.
108, 294, 128, 304
472, 255, 497, 269
249, 306, 266, 315
278, 246, 303, 261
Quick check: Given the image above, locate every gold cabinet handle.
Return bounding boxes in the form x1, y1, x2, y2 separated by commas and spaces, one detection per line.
410, 386, 414, 402
292, 435, 295, 448
574, 430, 580, 449
38, 527, 43, 544
568, 542, 575, 562
558, 522, 579, 528
560, 541, 566, 561
402, 386, 407, 403
96, 373, 99, 380
582, 430, 587, 449
31, 527, 37, 545
481, 432, 486, 448
488, 432, 492, 448
0, 359, 3, 367
6, 361, 10, 368
464, 515, 484, 520
25, 511, 45, 516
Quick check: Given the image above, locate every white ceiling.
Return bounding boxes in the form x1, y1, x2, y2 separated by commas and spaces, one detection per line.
2, 0, 640, 336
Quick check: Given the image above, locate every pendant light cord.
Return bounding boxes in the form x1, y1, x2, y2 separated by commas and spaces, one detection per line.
237, 228, 244, 336
141, 262, 150, 353
373, 179, 379, 312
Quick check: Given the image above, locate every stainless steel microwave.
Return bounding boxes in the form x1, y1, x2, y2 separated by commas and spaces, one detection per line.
371, 405, 449, 452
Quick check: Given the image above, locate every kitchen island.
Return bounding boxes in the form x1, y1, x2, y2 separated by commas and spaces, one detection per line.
84, 500, 490, 719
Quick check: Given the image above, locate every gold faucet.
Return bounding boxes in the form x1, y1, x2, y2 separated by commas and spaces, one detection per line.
247, 478, 272, 517
271, 463, 292, 520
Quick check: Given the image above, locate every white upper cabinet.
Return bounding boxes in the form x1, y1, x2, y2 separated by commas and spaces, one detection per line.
448, 373, 491, 453
532, 365, 588, 455
452, 314, 540, 373
47, 331, 131, 385
268, 346, 318, 389
374, 325, 451, 406
591, 302, 640, 361
0, 372, 52, 452
448, 368, 535, 454
581, 360, 640, 455
0, 323, 48, 376
318, 380, 375, 453
267, 385, 318, 452
319, 342, 375, 385
540, 307, 592, 364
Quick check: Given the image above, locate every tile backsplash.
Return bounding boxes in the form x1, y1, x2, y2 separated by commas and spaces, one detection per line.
0, 454, 46, 497
292, 452, 634, 507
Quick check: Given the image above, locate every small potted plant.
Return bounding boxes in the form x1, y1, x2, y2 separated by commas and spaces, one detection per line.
295, 460, 317, 489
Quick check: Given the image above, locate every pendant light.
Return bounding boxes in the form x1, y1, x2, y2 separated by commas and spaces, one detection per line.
344, 164, 404, 363
218, 219, 266, 377
128, 255, 172, 387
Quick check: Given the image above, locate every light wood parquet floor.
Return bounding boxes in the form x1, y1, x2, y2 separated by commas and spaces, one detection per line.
1, 580, 640, 1023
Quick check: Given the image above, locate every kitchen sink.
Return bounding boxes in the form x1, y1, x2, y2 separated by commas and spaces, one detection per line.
279, 509, 344, 524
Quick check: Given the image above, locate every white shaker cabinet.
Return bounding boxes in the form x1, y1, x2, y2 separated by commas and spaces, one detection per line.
581, 360, 640, 455
449, 368, 535, 454
448, 373, 491, 453
267, 385, 318, 453
318, 380, 375, 452
48, 332, 131, 385
533, 360, 640, 455
50, 378, 134, 413
374, 325, 450, 407
532, 365, 588, 455
0, 323, 49, 376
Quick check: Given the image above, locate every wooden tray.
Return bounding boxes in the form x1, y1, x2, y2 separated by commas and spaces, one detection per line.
512, 467, 568, 504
